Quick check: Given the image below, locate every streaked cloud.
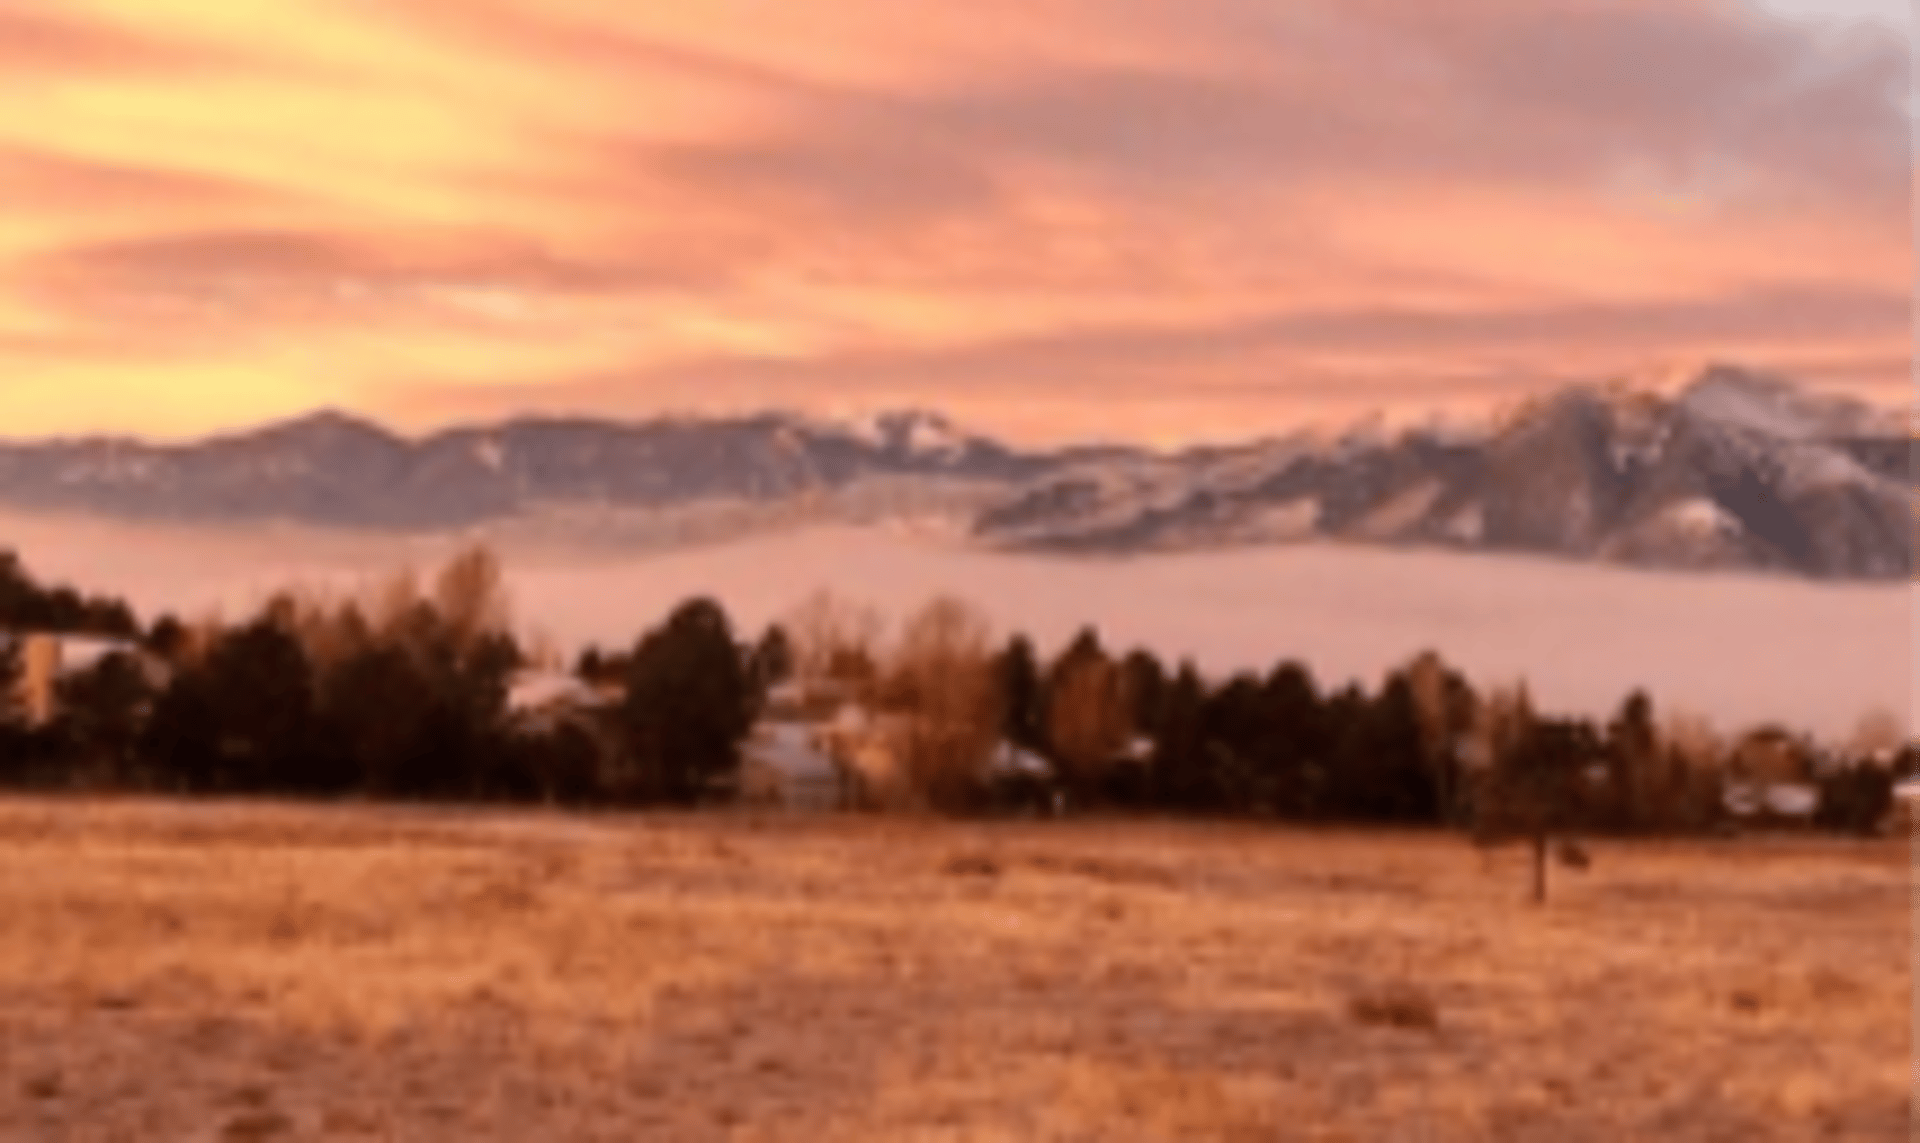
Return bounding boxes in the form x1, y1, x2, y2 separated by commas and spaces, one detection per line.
0, 0, 1907, 444
0, 8, 232, 74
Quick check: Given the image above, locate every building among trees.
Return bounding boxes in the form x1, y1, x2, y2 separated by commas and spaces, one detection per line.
5, 631, 160, 728
1721, 726, 1820, 827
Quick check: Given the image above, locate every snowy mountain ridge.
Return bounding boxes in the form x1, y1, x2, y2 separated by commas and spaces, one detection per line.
0, 364, 1908, 579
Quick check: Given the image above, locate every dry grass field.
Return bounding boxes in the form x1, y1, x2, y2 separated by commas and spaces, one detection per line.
0, 797, 1906, 1141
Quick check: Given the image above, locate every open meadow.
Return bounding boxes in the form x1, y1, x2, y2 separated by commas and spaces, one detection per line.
0, 797, 1906, 1141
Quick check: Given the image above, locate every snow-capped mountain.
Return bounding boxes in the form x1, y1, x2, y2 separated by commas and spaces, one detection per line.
0, 407, 1050, 531
976, 364, 1913, 579
0, 365, 1909, 578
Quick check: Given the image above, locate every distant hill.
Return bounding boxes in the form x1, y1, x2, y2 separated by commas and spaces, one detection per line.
0, 364, 1909, 579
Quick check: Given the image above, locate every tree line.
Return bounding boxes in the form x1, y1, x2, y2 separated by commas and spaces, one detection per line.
0, 547, 1907, 849
0, 551, 137, 638
0, 546, 756, 806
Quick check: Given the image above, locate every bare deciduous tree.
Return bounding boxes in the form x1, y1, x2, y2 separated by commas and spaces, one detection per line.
1661, 708, 1722, 771
521, 628, 564, 673
883, 595, 1000, 811
783, 589, 885, 704
369, 565, 422, 642
178, 613, 228, 670
1848, 706, 1904, 759
260, 587, 369, 680
434, 544, 512, 650
1405, 650, 1477, 824
1046, 643, 1131, 800
1467, 682, 1532, 782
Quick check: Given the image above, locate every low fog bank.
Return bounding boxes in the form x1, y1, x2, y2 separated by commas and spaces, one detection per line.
1, 510, 1906, 741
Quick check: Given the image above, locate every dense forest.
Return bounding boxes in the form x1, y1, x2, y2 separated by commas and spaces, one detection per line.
0, 545, 1907, 847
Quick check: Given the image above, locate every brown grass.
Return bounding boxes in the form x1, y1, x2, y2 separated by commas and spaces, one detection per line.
0, 797, 1906, 1140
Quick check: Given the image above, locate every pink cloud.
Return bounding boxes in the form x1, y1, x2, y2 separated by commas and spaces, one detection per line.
0, 0, 1908, 439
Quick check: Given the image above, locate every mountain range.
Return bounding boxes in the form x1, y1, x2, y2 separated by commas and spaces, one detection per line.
0, 364, 1910, 579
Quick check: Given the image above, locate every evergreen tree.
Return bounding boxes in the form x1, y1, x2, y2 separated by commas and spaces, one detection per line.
1201, 673, 1272, 813
621, 598, 752, 805
1322, 677, 1436, 822
1814, 764, 1894, 836
0, 639, 27, 783
753, 624, 795, 684
1604, 689, 1659, 831
56, 651, 154, 787
0, 637, 19, 727
140, 670, 221, 792
1120, 649, 1168, 736
1150, 662, 1209, 810
1060, 625, 1104, 665
200, 619, 316, 792
147, 615, 189, 661
994, 635, 1045, 750
1264, 660, 1326, 817
1315, 683, 1366, 817
319, 643, 442, 796
444, 629, 522, 797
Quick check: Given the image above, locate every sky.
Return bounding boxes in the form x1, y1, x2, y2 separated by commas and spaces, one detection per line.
0, 0, 1910, 447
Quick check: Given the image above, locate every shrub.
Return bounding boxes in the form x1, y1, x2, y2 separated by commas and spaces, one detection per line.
1348, 986, 1440, 1032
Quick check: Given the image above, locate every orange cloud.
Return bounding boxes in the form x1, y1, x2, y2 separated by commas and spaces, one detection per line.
0, 145, 280, 213
0, 0, 1906, 445
0, 9, 230, 74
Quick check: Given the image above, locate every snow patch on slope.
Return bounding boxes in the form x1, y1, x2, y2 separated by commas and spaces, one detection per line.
473, 437, 505, 473
902, 413, 964, 458
1441, 504, 1485, 543
1242, 498, 1321, 540
1664, 497, 1742, 536
1775, 444, 1881, 497
1681, 368, 1901, 441
1192, 435, 1322, 491
1345, 480, 1443, 540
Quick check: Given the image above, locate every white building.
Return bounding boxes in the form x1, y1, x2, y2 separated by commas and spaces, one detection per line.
988, 740, 1051, 779
1721, 781, 1820, 822
506, 670, 614, 728
739, 675, 1075, 813
738, 720, 844, 811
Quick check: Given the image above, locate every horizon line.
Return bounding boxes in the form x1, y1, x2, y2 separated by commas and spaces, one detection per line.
5, 358, 1902, 452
